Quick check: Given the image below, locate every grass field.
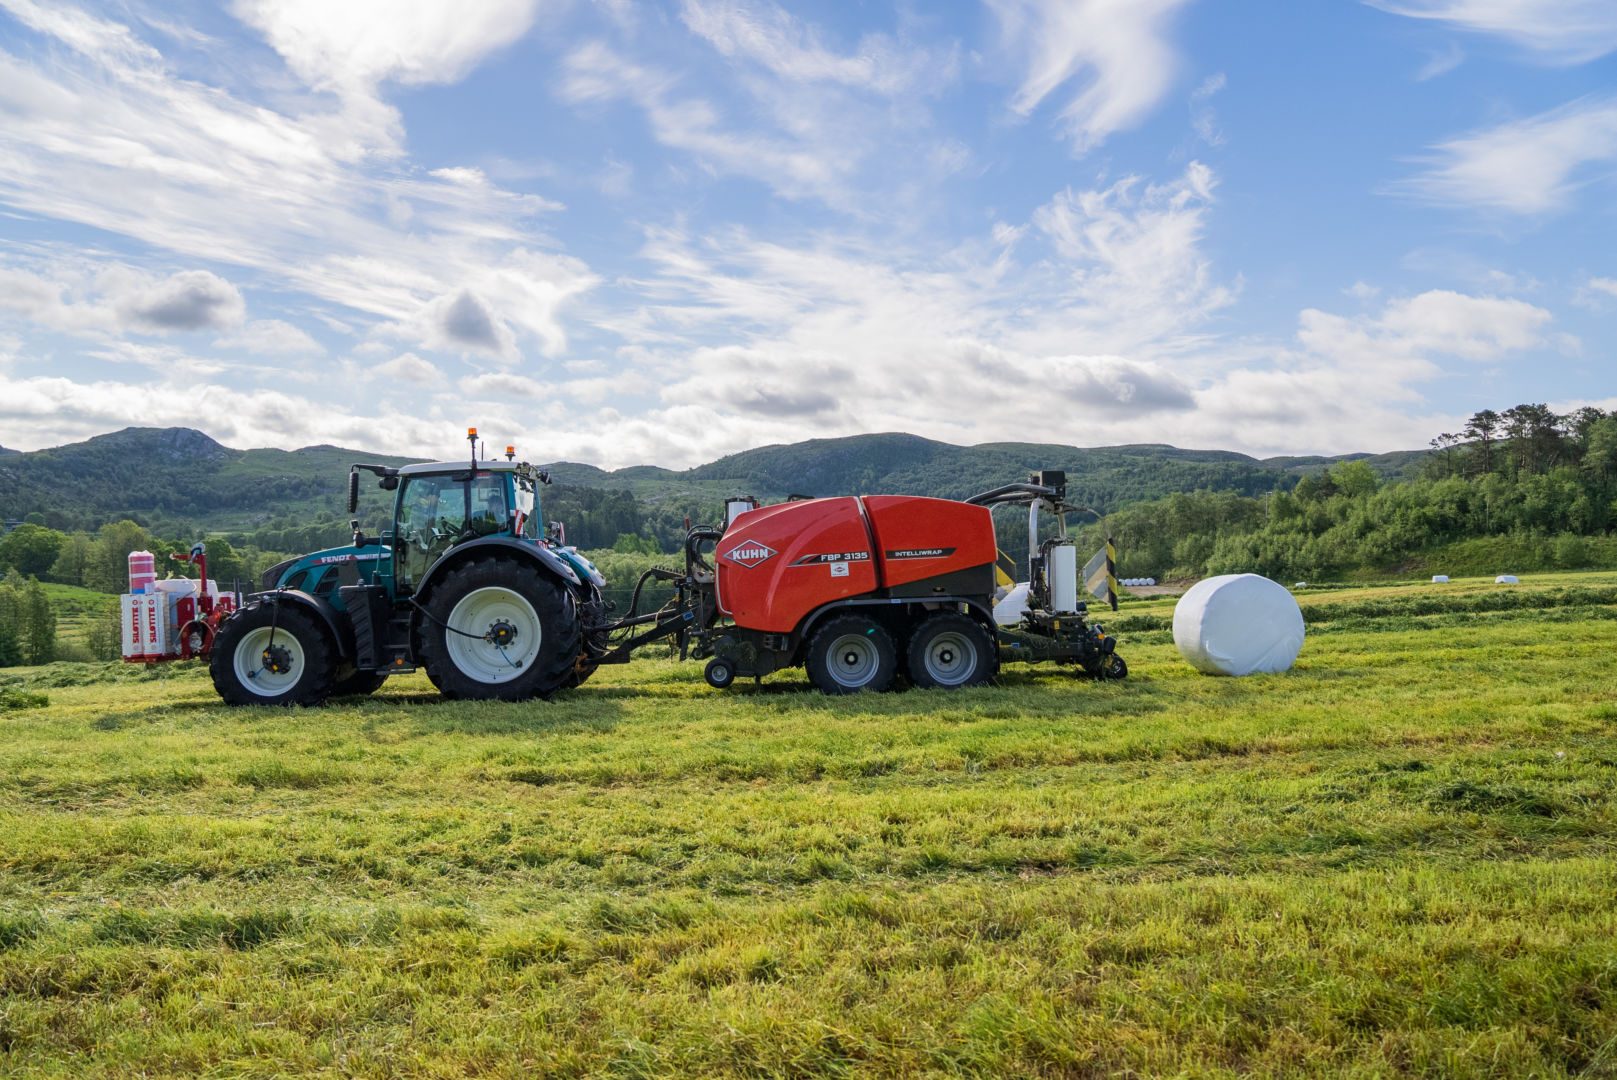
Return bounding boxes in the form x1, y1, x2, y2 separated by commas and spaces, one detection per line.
1, 573, 1614, 1076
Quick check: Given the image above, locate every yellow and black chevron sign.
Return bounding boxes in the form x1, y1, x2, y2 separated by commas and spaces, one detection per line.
995, 548, 1019, 589
1082, 538, 1118, 611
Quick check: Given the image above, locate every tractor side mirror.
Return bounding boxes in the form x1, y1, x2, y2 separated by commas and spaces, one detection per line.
346, 469, 360, 514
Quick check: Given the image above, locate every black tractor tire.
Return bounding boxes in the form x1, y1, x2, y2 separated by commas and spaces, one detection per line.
906, 612, 997, 690
210, 604, 336, 707
805, 614, 898, 695
560, 664, 596, 691
330, 668, 388, 698
1099, 654, 1128, 681
417, 557, 581, 701
704, 657, 736, 689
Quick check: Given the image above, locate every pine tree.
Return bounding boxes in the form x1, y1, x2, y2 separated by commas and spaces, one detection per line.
0, 578, 22, 667
21, 578, 56, 665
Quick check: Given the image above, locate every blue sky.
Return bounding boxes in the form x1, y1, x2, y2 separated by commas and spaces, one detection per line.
0, 0, 1613, 467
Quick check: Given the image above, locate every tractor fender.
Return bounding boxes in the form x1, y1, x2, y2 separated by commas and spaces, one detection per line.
414, 537, 583, 600
239, 589, 354, 660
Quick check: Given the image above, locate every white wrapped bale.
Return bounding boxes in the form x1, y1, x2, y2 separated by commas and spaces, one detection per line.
1431, 575, 1450, 583
1173, 574, 1306, 677
1495, 574, 1519, 584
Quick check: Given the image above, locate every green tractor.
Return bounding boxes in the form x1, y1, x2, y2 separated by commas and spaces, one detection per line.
210, 431, 606, 706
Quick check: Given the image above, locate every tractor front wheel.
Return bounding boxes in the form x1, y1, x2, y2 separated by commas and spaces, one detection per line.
210, 604, 336, 707
418, 558, 581, 701
805, 614, 897, 694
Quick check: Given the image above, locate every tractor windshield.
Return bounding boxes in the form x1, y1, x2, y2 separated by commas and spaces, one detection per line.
395, 472, 511, 590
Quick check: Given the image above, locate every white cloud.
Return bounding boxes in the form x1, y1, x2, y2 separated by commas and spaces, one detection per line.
370, 352, 442, 383
679, 0, 946, 95
465, 372, 548, 399
559, 41, 858, 204
579, 163, 1238, 463
1189, 72, 1225, 145
118, 270, 245, 331
1396, 95, 1617, 213
0, 370, 459, 454
989, 0, 1193, 153
231, 0, 545, 92
1415, 41, 1466, 80
1573, 276, 1617, 308
0, 259, 244, 336
0, 2, 595, 359
1300, 289, 1553, 369
1367, 0, 1617, 64
215, 319, 324, 356
1020, 161, 1234, 358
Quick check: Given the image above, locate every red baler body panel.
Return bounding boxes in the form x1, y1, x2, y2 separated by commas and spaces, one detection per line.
863, 496, 997, 588
715, 494, 997, 634
716, 498, 879, 632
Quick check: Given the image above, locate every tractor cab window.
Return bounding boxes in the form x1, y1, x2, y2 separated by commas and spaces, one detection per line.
395, 472, 511, 590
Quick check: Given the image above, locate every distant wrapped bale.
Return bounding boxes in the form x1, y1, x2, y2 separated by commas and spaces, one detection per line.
1173, 574, 1306, 676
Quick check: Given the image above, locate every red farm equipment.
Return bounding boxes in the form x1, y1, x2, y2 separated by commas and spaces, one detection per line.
590, 470, 1126, 693
121, 542, 241, 663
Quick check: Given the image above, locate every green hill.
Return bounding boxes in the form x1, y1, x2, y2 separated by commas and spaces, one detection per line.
0, 426, 1429, 549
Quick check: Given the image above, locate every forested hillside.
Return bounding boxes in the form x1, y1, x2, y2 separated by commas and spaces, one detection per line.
1078, 405, 1617, 580
1, 426, 1426, 553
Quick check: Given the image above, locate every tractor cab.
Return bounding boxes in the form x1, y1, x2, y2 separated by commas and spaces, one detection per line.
387, 460, 543, 593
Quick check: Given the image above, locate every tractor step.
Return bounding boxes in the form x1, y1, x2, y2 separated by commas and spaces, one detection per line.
340, 584, 415, 673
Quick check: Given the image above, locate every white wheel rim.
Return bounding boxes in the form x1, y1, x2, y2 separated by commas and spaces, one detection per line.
233, 625, 306, 698
826, 632, 880, 688
922, 629, 978, 686
445, 587, 542, 685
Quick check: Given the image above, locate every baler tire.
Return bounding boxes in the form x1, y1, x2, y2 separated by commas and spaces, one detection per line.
417, 557, 580, 701
704, 657, 736, 689
1099, 655, 1128, 681
906, 612, 997, 690
805, 615, 897, 695
330, 669, 388, 698
210, 605, 336, 707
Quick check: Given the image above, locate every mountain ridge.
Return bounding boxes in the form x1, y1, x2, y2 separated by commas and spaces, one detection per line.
0, 426, 1431, 543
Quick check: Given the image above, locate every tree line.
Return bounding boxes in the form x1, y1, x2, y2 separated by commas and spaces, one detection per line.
1082, 405, 1617, 581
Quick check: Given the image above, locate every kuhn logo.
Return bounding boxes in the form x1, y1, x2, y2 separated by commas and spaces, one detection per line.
724, 542, 777, 568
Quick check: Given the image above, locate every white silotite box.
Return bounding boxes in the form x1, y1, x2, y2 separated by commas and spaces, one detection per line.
1047, 544, 1079, 613
1173, 573, 1305, 677
120, 592, 171, 659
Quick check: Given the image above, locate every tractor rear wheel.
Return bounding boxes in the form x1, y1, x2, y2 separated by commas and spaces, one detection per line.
805, 614, 897, 694
210, 604, 336, 707
906, 612, 997, 690
418, 557, 580, 701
